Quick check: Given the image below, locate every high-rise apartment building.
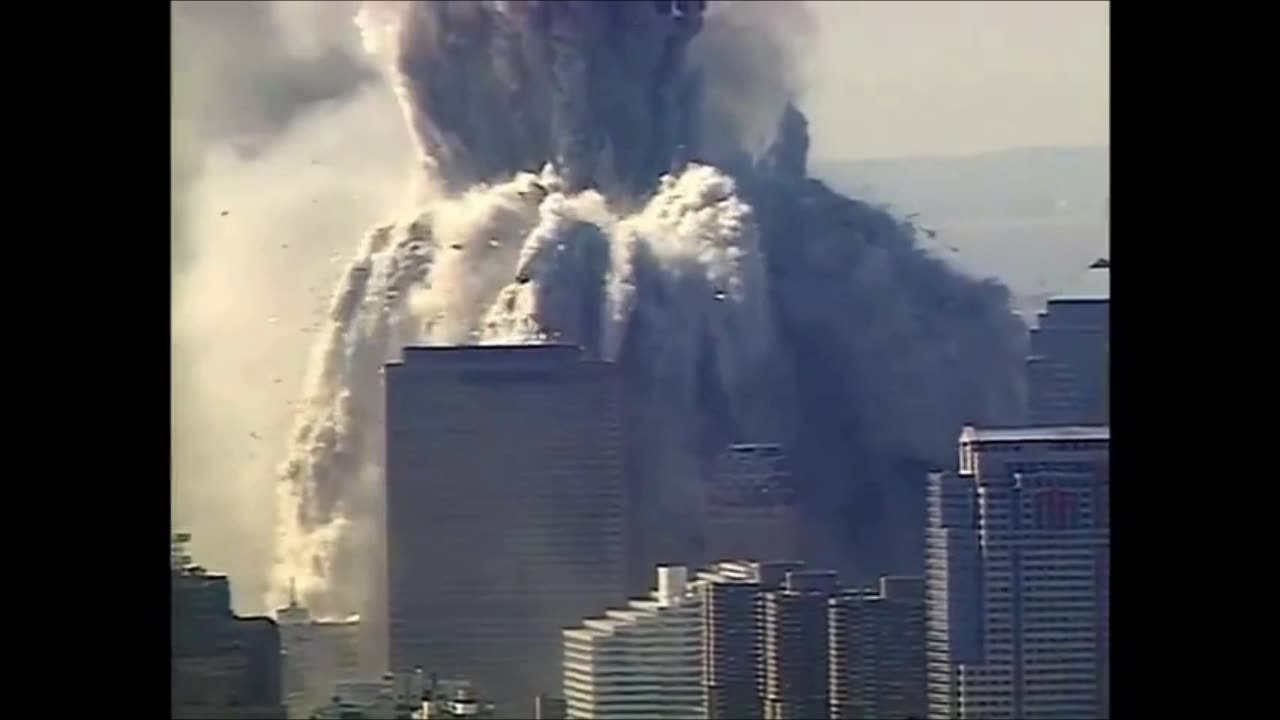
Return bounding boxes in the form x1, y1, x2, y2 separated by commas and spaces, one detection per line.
762, 571, 838, 720
1026, 263, 1109, 426
563, 566, 704, 719
568, 561, 894, 720
385, 345, 627, 715
704, 444, 800, 564
276, 583, 361, 719
925, 425, 1109, 719
829, 577, 926, 720
171, 535, 285, 720
702, 561, 803, 719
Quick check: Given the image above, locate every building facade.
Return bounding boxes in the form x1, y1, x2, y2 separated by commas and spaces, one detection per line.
563, 566, 704, 719
702, 561, 803, 719
925, 426, 1110, 719
761, 571, 838, 720
171, 536, 285, 720
534, 694, 568, 719
1026, 264, 1109, 426
828, 577, 926, 720
567, 560, 908, 720
704, 444, 800, 565
385, 345, 627, 715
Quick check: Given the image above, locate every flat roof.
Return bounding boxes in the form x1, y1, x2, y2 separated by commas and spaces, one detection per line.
961, 425, 1109, 443
387, 344, 591, 370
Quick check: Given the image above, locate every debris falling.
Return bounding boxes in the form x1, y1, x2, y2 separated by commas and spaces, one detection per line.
271, 0, 1025, 613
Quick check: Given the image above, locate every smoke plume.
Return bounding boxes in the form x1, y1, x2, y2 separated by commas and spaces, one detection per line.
241, 0, 1026, 615
172, 0, 415, 613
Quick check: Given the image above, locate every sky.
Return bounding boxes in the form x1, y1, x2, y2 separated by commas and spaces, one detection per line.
799, 0, 1110, 161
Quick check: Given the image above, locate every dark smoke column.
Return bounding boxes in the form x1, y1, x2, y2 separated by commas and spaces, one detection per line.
372, 0, 1027, 596
394, 0, 706, 196
384, 346, 626, 715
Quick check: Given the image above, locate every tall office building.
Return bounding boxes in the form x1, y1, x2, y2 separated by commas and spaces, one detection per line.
276, 583, 361, 719
171, 535, 285, 720
702, 561, 803, 719
925, 426, 1109, 719
761, 571, 838, 720
828, 577, 926, 720
385, 345, 627, 715
563, 566, 704, 719
1026, 262, 1109, 426
704, 444, 800, 564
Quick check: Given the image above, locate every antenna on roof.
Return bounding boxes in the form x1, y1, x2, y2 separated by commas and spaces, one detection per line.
289, 577, 299, 607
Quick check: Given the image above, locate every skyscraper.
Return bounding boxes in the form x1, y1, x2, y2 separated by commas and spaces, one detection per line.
925, 425, 1109, 719
702, 561, 803, 719
171, 535, 285, 720
704, 444, 800, 564
1026, 263, 1109, 426
385, 345, 627, 715
828, 577, 926, 720
761, 570, 838, 720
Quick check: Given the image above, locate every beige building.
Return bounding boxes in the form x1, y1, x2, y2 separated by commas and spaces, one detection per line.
926, 425, 1110, 719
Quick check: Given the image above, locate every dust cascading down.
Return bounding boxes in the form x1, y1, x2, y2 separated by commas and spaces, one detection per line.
271, 0, 1025, 614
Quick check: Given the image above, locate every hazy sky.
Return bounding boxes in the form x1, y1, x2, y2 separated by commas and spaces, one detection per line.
800, 0, 1109, 161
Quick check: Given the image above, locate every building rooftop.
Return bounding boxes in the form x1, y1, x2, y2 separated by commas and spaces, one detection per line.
387, 344, 595, 371
961, 425, 1109, 444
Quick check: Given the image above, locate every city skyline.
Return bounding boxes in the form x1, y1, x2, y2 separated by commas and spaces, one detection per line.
171, 2, 1109, 719
171, 1, 1109, 609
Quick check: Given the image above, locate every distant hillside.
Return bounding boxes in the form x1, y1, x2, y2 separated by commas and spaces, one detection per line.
812, 146, 1109, 317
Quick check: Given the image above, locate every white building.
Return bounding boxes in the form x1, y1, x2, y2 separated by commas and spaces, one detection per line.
563, 566, 708, 719
276, 584, 361, 719
926, 425, 1109, 719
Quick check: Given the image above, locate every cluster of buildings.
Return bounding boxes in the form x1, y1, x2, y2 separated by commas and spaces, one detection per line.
560, 562, 924, 720
172, 263, 1108, 719
554, 262, 1111, 719
173, 539, 499, 720
171, 534, 286, 720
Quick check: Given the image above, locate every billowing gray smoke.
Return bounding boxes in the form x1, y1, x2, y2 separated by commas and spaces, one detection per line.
273, 0, 1024, 613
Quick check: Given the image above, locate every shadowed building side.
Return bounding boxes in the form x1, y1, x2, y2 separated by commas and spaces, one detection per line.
385, 345, 627, 717
172, 535, 285, 720
829, 577, 926, 720
1026, 264, 1108, 426
704, 444, 800, 565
